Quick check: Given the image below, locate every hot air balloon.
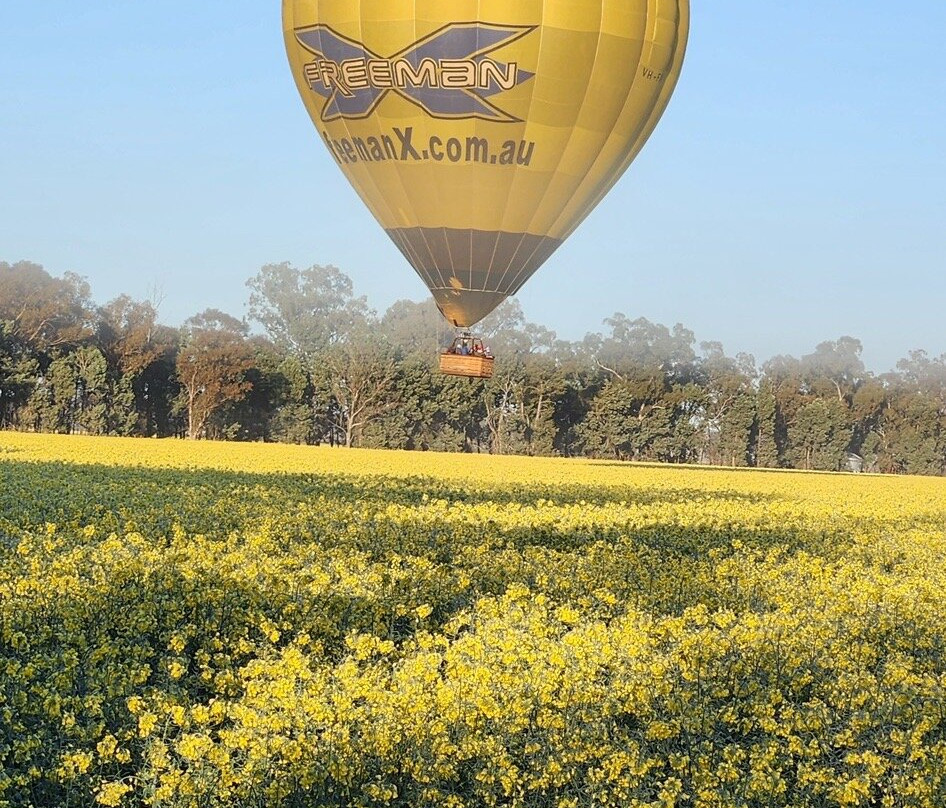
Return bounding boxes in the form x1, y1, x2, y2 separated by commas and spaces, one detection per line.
283, 1, 689, 377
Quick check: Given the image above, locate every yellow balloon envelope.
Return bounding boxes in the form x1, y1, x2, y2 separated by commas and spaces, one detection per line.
283, 1, 689, 327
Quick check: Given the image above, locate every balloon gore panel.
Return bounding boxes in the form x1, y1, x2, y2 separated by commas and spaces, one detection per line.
385, 228, 562, 327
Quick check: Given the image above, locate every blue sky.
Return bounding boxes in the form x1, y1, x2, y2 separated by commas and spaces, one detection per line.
2, 1, 944, 372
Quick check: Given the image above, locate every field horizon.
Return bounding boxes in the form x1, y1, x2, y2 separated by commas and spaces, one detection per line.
0, 429, 925, 480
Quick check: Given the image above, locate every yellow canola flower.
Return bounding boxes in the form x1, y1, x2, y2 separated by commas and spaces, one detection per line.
137, 713, 158, 738
3, 432, 946, 808
95, 781, 132, 807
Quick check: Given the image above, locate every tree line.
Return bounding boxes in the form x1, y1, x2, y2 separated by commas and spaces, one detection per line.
2, 259, 946, 475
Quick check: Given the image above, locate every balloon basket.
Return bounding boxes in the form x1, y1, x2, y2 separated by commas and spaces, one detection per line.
439, 353, 494, 379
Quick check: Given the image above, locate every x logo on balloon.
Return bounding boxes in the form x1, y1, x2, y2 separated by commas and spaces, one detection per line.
294, 22, 535, 122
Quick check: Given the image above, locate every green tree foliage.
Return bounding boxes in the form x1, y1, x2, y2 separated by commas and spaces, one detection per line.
5, 258, 946, 476
247, 262, 398, 447
0, 322, 38, 428
246, 262, 370, 356
176, 310, 254, 440
315, 333, 400, 448
692, 342, 758, 466
0, 261, 93, 354
267, 355, 317, 445
755, 378, 779, 468
380, 297, 452, 359
788, 398, 853, 471
577, 316, 699, 463
20, 346, 109, 434
96, 295, 170, 435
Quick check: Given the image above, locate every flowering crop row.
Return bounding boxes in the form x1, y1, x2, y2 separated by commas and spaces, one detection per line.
1, 432, 945, 807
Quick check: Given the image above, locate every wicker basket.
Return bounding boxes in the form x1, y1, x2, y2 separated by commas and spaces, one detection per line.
439, 353, 494, 379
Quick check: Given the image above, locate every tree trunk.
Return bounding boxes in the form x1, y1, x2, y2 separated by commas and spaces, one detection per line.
187, 386, 198, 440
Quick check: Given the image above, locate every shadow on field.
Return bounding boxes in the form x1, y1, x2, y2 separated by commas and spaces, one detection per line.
0, 456, 825, 679
1, 455, 924, 564
3, 455, 779, 527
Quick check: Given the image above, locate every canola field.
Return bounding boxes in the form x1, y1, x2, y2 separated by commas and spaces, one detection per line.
1, 433, 946, 808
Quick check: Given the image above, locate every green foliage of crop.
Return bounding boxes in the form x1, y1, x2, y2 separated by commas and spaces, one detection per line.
1, 433, 946, 807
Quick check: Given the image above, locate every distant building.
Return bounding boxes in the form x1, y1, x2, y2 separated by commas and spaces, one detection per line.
845, 453, 864, 473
